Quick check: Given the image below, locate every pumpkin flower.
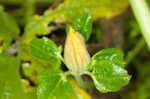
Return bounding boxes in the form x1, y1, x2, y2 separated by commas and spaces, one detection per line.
64, 27, 90, 75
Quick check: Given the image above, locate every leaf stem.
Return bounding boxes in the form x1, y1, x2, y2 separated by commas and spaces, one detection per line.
74, 74, 95, 89
125, 38, 145, 65
74, 75, 87, 89
129, 0, 150, 50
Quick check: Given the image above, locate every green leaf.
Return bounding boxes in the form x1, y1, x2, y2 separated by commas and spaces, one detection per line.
22, 58, 49, 84
0, 54, 24, 99
92, 48, 125, 68
21, 79, 37, 99
25, 15, 49, 35
23, 14, 52, 45
0, 10, 19, 35
0, 10, 19, 52
0, 5, 4, 12
72, 13, 92, 42
38, 69, 77, 99
29, 37, 62, 68
53, 0, 128, 21
25, 0, 128, 36
91, 60, 131, 93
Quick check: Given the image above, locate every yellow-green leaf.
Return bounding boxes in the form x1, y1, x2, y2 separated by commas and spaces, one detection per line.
53, 0, 128, 21
0, 9, 19, 52
0, 54, 24, 99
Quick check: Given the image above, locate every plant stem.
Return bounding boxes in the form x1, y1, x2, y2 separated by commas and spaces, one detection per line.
125, 38, 145, 65
129, 0, 150, 50
74, 75, 86, 89
74, 74, 95, 89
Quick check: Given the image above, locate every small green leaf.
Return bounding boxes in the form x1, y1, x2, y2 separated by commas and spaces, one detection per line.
91, 60, 131, 93
0, 11, 19, 36
92, 48, 125, 68
29, 37, 62, 68
38, 69, 77, 99
22, 15, 51, 45
0, 54, 24, 99
25, 15, 49, 35
0, 10, 19, 52
72, 13, 92, 41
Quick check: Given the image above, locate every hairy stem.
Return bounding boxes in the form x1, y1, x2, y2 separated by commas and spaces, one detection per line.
74, 75, 86, 89
129, 0, 150, 50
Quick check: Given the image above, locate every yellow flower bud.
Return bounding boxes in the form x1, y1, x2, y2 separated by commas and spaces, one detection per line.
64, 27, 90, 75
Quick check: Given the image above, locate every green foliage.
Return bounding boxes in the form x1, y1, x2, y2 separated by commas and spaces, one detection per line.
29, 37, 62, 68
25, 0, 128, 36
86, 48, 130, 93
22, 58, 49, 84
25, 16, 49, 36
54, 0, 128, 21
72, 13, 92, 42
0, 54, 24, 99
0, 8, 19, 52
92, 48, 125, 68
90, 60, 130, 93
38, 69, 77, 99
29, 14, 131, 98
21, 79, 37, 99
